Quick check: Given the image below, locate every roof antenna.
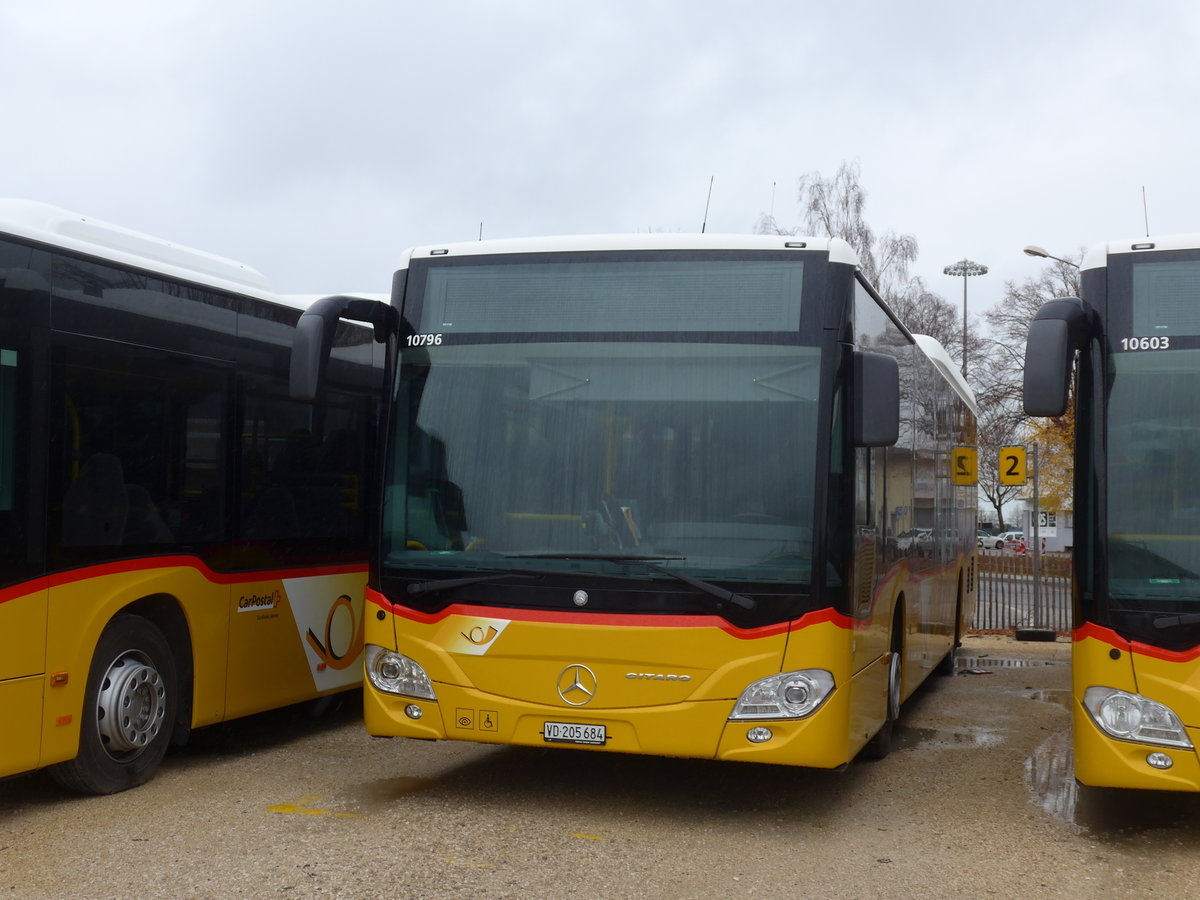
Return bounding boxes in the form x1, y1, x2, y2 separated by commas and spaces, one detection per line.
701, 176, 714, 233
479, 222, 484, 241
1142, 186, 1150, 237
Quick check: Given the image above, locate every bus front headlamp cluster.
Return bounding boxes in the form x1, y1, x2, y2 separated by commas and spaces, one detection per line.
1083, 686, 1193, 749
365, 645, 436, 700
730, 669, 835, 720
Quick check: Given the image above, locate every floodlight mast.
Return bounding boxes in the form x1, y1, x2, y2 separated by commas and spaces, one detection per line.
942, 258, 988, 377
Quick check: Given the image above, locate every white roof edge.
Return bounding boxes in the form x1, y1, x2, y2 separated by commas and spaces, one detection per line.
397, 233, 861, 267
1082, 233, 1200, 271
0, 199, 276, 300
912, 334, 979, 416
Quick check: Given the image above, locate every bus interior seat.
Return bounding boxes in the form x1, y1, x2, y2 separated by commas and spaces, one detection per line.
242, 486, 300, 540
62, 453, 129, 546
123, 484, 174, 544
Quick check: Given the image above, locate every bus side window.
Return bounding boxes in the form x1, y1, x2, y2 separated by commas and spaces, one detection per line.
55, 344, 230, 556
239, 383, 370, 544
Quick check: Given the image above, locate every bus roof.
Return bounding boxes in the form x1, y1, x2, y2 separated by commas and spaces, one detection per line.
913, 333, 979, 416
1082, 233, 1200, 272
399, 232, 861, 268
0, 199, 279, 302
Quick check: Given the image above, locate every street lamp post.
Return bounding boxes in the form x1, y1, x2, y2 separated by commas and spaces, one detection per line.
1023, 245, 1080, 270
942, 259, 988, 377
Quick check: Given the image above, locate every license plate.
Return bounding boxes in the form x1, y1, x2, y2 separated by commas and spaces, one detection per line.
542, 721, 607, 745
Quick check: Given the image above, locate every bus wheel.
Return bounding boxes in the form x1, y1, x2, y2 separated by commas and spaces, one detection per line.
50, 614, 177, 795
935, 638, 958, 677
862, 645, 902, 761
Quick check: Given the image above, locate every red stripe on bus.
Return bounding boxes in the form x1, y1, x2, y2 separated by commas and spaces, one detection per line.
369, 587, 850, 639
0, 556, 367, 605
1074, 620, 1200, 663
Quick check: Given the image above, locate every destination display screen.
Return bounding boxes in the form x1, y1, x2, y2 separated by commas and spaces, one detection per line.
1129, 259, 1200, 339
416, 256, 805, 335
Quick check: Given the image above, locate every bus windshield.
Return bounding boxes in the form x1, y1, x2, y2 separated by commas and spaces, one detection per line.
385, 340, 820, 585
1107, 348, 1200, 601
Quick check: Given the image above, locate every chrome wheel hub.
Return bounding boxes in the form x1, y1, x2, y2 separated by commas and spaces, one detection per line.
95, 652, 167, 759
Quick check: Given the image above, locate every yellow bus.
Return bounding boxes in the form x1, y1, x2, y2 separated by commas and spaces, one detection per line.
0, 201, 382, 793
294, 235, 977, 768
1025, 235, 1200, 790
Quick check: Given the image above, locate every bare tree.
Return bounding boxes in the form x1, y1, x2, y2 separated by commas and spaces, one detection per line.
986, 256, 1082, 363
795, 161, 919, 299
976, 250, 1085, 524
760, 160, 984, 373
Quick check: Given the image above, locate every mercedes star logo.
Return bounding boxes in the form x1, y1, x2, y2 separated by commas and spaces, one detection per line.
557, 664, 597, 706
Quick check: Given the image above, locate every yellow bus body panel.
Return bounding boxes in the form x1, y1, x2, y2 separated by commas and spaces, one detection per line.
1, 559, 366, 776
367, 599, 878, 768
0, 586, 49, 778
225, 569, 367, 720
0, 676, 44, 778
1073, 626, 1200, 791
0, 587, 48, 681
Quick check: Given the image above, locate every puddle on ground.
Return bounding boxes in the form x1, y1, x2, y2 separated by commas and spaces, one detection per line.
1026, 724, 1200, 832
1026, 730, 1078, 823
958, 656, 1067, 670
896, 724, 1006, 751
1028, 689, 1071, 709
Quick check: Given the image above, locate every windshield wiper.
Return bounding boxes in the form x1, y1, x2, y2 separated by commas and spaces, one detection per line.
502, 552, 756, 610
1153, 612, 1200, 629
406, 572, 540, 596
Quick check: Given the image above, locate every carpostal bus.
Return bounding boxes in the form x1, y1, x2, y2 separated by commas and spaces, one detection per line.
0, 202, 382, 794
1025, 234, 1200, 791
292, 234, 978, 769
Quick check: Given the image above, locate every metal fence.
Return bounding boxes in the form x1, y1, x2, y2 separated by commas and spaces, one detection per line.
972, 551, 1073, 634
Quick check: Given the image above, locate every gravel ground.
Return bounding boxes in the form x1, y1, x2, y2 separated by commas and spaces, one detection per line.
4, 633, 1200, 899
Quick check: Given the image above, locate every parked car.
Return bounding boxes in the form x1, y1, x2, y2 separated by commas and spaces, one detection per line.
996, 530, 1024, 550
896, 528, 932, 552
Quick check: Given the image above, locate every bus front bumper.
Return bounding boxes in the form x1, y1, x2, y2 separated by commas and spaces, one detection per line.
1072, 703, 1200, 791
364, 678, 854, 770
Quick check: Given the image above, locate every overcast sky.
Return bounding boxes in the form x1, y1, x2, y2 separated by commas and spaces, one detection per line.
4, 0, 1198, 319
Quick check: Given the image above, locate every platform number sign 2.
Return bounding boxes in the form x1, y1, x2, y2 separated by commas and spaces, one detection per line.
951, 447, 978, 485
999, 446, 1027, 486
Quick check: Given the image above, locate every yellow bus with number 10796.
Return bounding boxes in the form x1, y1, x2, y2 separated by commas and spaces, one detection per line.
294, 233, 977, 770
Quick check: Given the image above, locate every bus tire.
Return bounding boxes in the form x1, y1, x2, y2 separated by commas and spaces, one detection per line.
934, 640, 957, 677
936, 581, 964, 676
50, 614, 178, 795
863, 620, 903, 761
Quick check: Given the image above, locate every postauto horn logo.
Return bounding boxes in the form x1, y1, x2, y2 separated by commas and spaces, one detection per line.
305, 594, 365, 672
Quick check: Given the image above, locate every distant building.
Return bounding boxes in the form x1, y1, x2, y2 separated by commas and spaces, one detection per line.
1012, 499, 1073, 552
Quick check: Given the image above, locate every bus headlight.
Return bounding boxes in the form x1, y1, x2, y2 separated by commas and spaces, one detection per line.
365, 644, 436, 700
1083, 686, 1193, 749
729, 670, 835, 720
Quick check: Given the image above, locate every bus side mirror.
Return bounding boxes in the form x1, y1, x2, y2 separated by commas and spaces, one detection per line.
852, 350, 899, 447
1023, 297, 1089, 417
290, 312, 330, 402
290, 295, 396, 402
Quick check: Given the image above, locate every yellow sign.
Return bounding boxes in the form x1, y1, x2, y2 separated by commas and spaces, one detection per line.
951, 447, 978, 485
999, 446, 1027, 485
